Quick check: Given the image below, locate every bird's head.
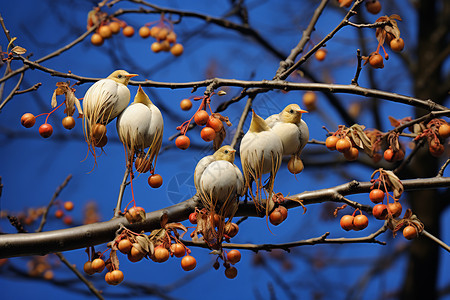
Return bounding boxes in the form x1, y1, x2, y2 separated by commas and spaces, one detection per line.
213, 145, 236, 163
107, 70, 138, 86
249, 110, 271, 133
280, 104, 308, 124
134, 85, 153, 106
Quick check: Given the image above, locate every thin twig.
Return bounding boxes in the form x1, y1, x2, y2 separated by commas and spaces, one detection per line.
230, 95, 253, 148
0, 71, 24, 111
438, 159, 450, 177
422, 229, 450, 253
114, 167, 131, 218
36, 174, 72, 233
54, 252, 104, 300
351, 49, 363, 86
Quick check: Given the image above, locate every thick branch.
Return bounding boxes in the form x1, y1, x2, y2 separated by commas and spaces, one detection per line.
0, 177, 448, 258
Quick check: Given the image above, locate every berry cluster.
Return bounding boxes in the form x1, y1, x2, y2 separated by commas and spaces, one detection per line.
414, 119, 449, 157
325, 125, 370, 161
338, 0, 382, 15
139, 16, 184, 56
88, 9, 135, 46
340, 210, 369, 231
175, 93, 230, 150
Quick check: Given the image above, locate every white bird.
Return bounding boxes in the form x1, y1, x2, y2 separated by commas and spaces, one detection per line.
265, 104, 309, 174
82, 70, 137, 153
240, 110, 283, 217
194, 145, 244, 220
116, 85, 164, 173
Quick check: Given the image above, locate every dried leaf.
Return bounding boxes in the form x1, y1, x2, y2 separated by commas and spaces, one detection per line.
7, 37, 17, 52
388, 116, 401, 127
213, 126, 226, 150
110, 249, 119, 269
160, 212, 169, 228
132, 242, 145, 255
166, 222, 188, 233
51, 91, 58, 108
136, 234, 150, 253
11, 46, 26, 55
384, 170, 404, 198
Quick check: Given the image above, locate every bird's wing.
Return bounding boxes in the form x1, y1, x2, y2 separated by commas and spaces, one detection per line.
234, 164, 245, 196
194, 155, 214, 191
296, 119, 309, 156
146, 104, 164, 167
265, 113, 280, 128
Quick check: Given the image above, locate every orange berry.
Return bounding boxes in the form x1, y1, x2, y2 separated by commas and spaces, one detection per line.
125, 206, 146, 224
63, 215, 73, 225
99, 25, 112, 39
302, 91, 317, 111
170, 43, 184, 56
315, 49, 327, 61
325, 136, 339, 151
39, 123, 53, 138
403, 225, 418, 240
84, 261, 95, 275
92, 123, 107, 140
118, 239, 132, 254
64, 201, 74, 211
335, 138, 352, 153
175, 135, 190, 150
170, 243, 185, 258
180, 99, 192, 111
154, 247, 170, 263
224, 222, 239, 237
269, 210, 284, 226
194, 110, 209, 126
225, 266, 238, 279
108, 22, 121, 34
340, 215, 354, 231
388, 201, 402, 218
128, 247, 144, 262
157, 28, 169, 40
122, 26, 134, 37
365, 0, 381, 14
181, 255, 197, 271
91, 258, 105, 273
151, 42, 162, 53
166, 31, 177, 43
277, 206, 288, 221
160, 40, 171, 52
390, 38, 404, 52
206, 116, 223, 132
109, 269, 124, 285
62, 116, 75, 130
372, 204, 388, 220
55, 209, 64, 219
189, 212, 198, 224
227, 250, 241, 265
438, 124, 450, 139
353, 214, 369, 230
200, 127, 216, 142
139, 26, 151, 38
21, 113, 36, 128
369, 189, 385, 204
150, 26, 161, 37
369, 53, 384, 69
384, 148, 395, 162
148, 174, 163, 188
91, 33, 104, 46
343, 147, 359, 161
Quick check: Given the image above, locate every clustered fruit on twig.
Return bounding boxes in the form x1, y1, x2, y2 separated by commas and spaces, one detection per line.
88, 8, 135, 46
175, 92, 231, 150
139, 14, 184, 57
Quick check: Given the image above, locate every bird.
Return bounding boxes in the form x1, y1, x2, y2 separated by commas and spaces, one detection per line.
194, 145, 245, 219
240, 110, 283, 217
116, 85, 164, 173
265, 104, 309, 174
82, 70, 138, 154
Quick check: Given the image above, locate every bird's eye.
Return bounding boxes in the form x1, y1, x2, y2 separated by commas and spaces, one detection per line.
289, 109, 294, 113
117, 74, 123, 79
224, 150, 229, 154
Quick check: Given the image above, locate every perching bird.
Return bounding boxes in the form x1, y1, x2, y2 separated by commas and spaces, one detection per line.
116, 85, 164, 173
265, 104, 309, 174
194, 145, 245, 220
240, 110, 283, 217
82, 70, 137, 152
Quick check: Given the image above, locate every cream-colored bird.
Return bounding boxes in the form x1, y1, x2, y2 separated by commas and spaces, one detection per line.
265, 104, 309, 174
82, 70, 137, 153
240, 110, 283, 217
194, 145, 245, 220
116, 85, 164, 173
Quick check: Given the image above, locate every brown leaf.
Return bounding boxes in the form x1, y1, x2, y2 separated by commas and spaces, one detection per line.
11, 46, 26, 55
136, 235, 150, 253
384, 170, 404, 198
110, 249, 119, 269
160, 212, 169, 228
388, 116, 401, 127
51, 91, 58, 108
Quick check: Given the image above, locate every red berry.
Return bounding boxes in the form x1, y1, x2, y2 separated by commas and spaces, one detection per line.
227, 250, 241, 265
39, 123, 53, 138
206, 116, 223, 132
64, 201, 74, 211
387, 201, 402, 218
269, 210, 284, 226
200, 127, 216, 142
403, 225, 418, 240
225, 266, 238, 279
353, 214, 369, 230
188, 212, 198, 224
365, 0, 382, 14
181, 255, 196, 271
194, 110, 209, 126
170, 243, 185, 258
372, 204, 388, 220
315, 49, 327, 61
336, 138, 352, 153
148, 174, 163, 188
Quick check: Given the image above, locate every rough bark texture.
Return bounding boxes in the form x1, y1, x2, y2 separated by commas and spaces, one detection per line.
400, 0, 449, 299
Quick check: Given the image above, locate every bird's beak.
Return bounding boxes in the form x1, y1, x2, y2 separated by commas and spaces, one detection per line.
230, 149, 236, 153
299, 109, 308, 113
125, 74, 138, 78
